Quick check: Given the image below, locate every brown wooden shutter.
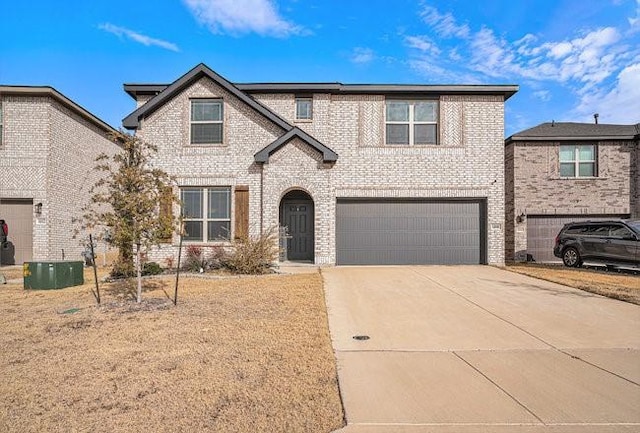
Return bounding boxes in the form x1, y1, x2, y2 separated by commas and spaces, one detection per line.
234, 186, 249, 240
159, 186, 174, 243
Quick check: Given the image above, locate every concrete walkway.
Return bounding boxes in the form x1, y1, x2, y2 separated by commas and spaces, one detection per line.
322, 266, 640, 433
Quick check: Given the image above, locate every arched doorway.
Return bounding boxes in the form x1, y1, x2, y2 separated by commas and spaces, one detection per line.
280, 190, 314, 262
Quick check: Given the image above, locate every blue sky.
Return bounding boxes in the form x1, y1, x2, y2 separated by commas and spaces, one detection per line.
2, 0, 639, 136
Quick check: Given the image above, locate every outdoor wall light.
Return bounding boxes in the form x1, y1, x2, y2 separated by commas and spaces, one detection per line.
34, 202, 43, 216
516, 212, 526, 223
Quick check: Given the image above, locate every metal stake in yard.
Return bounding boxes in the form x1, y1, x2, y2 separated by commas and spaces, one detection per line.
89, 234, 100, 305
174, 221, 184, 306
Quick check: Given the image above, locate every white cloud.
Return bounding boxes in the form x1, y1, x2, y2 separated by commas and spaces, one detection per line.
183, 0, 304, 37
407, 5, 640, 124
419, 5, 470, 38
449, 48, 462, 61
404, 35, 441, 56
533, 90, 551, 102
546, 41, 572, 59
574, 62, 640, 123
99, 23, 179, 51
350, 47, 375, 64
629, 0, 640, 29
465, 26, 626, 92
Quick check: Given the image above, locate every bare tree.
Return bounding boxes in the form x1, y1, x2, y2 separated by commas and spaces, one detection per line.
79, 131, 176, 303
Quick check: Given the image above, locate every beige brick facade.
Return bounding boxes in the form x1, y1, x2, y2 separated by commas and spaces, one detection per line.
0, 88, 118, 263
131, 68, 511, 266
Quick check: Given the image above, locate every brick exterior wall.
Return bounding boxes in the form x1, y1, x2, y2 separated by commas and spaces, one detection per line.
504, 140, 638, 261
135, 76, 507, 265
0, 93, 118, 262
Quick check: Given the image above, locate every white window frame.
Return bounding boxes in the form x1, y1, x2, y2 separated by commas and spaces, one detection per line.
190, 99, 223, 145
385, 100, 438, 145
181, 187, 231, 242
559, 144, 597, 178
295, 97, 313, 121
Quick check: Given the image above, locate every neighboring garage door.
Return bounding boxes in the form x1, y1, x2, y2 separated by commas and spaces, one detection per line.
336, 199, 486, 265
526, 215, 629, 263
0, 199, 33, 265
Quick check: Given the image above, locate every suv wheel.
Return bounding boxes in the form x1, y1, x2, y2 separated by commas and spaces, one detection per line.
562, 247, 582, 267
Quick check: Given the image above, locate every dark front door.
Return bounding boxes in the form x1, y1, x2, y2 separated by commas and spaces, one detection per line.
283, 200, 314, 261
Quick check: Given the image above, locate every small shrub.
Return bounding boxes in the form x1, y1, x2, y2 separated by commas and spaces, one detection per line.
183, 245, 207, 272
222, 228, 278, 274
164, 256, 175, 270
207, 246, 226, 269
110, 259, 134, 279
142, 262, 163, 276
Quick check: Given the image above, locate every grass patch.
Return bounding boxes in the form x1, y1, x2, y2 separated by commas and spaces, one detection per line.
506, 263, 640, 305
0, 273, 344, 432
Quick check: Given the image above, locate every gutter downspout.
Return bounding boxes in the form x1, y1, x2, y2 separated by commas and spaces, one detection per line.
260, 163, 264, 235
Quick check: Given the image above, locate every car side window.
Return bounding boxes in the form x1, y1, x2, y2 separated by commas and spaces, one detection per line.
609, 225, 633, 238
565, 225, 587, 234
587, 225, 609, 235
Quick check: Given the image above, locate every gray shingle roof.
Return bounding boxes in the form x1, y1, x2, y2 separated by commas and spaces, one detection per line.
122, 63, 338, 163
506, 122, 640, 143
124, 82, 519, 100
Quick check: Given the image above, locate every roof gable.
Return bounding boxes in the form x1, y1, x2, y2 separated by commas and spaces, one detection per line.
254, 127, 338, 163
122, 63, 292, 131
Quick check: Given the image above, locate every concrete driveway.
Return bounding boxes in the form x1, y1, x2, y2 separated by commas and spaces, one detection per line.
322, 266, 640, 433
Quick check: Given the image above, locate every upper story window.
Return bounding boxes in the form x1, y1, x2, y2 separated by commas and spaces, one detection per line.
181, 187, 231, 242
385, 100, 438, 145
190, 99, 223, 145
559, 144, 596, 177
295, 97, 313, 120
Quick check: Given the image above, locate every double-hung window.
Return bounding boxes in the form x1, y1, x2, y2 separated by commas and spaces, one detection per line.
190, 99, 223, 145
181, 187, 231, 241
295, 97, 313, 120
386, 100, 438, 145
559, 144, 596, 177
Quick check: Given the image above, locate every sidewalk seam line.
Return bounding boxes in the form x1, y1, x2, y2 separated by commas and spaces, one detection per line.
409, 267, 640, 387
453, 351, 546, 425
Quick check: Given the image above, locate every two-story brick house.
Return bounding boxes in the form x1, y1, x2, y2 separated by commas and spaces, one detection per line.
123, 64, 517, 266
505, 122, 640, 262
0, 86, 119, 264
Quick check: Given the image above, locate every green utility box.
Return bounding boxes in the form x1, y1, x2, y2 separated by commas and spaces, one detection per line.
24, 261, 84, 290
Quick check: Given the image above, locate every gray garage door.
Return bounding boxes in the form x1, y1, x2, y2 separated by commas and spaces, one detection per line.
0, 198, 33, 265
336, 199, 486, 265
526, 214, 628, 263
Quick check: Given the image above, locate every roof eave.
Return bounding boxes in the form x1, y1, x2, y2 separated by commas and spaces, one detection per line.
238, 83, 519, 100
506, 135, 638, 144
0, 85, 116, 134
122, 63, 293, 131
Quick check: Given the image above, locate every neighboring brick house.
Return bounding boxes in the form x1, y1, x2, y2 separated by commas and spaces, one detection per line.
505, 122, 640, 262
0, 86, 119, 265
123, 63, 517, 266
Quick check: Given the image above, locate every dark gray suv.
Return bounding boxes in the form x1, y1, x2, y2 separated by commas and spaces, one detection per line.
553, 220, 640, 268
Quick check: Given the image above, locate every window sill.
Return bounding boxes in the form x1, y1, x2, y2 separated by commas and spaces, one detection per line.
293, 119, 313, 123
172, 240, 232, 246
553, 176, 603, 180
186, 143, 226, 147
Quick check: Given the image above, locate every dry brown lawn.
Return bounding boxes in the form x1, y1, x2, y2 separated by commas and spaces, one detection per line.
506, 263, 640, 304
0, 271, 344, 432
1, 265, 27, 281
